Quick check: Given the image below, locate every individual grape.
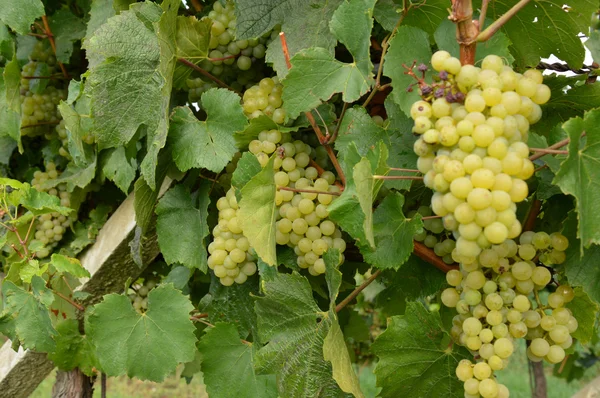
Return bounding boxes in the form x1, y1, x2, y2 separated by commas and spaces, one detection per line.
456, 360, 474, 381
494, 338, 514, 358
545, 345, 566, 364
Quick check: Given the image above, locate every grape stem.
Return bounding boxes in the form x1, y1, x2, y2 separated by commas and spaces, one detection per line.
190, 313, 209, 321
372, 175, 423, 180
389, 168, 420, 173
335, 269, 382, 312
523, 198, 542, 233
41, 16, 69, 79
478, 0, 490, 29
330, 102, 348, 144
279, 32, 347, 187
413, 241, 459, 273
477, 0, 532, 43
421, 215, 442, 220
529, 148, 568, 155
450, 0, 478, 65
308, 159, 344, 190
54, 291, 85, 312
278, 186, 341, 196
176, 57, 239, 94
529, 137, 572, 161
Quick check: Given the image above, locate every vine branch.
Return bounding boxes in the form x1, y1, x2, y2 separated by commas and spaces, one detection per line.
41, 16, 69, 79
529, 137, 571, 161
477, 0, 531, 42
278, 186, 341, 196
54, 291, 85, 312
450, 0, 478, 64
335, 270, 382, 312
177, 58, 239, 93
413, 241, 459, 273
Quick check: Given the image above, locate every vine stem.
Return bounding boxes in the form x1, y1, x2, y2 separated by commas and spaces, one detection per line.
413, 241, 459, 273
529, 148, 568, 155
335, 270, 382, 312
177, 58, 239, 93
478, 0, 490, 28
477, 0, 531, 42
529, 137, 571, 161
279, 32, 346, 187
41, 16, 69, 79
451, 0, 478, 65
372, 175, 423, 180
523, 199, 542, 232
308, 159, 344, 190
54, 291, 85, 311
421, 215, 442, 220
389, 168, 420, 173
278, 186, 341, 196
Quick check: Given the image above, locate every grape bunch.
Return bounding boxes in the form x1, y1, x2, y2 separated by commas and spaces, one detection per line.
207, 188, 258, 286
411, 51, 551, 264
30, 163, 74, 258
20, 41, 67, 138
440, 231, 575, 397
242, 77, 286, 124
128, 278, 158, 313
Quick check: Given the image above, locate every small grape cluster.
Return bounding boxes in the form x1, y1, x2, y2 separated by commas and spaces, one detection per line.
242, 77, 286, 124
20, 41, 67, 138
30, 163, 74, 258
440, 232, 574, 398
207, 188, 258, 286
411, 51, 551, 264
411, 205, 456, 265
128, 278, 158, 313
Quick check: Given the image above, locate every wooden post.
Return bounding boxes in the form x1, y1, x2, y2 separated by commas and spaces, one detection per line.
0, 177, 173, 398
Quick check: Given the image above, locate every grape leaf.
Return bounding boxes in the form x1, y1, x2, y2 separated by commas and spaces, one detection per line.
0, 276, 57, 352
231, 151, 262, 197
586, 31, 600, 64
238, 156, 277, 266
254, 273, 349, 398
553, 109, 600, 252
565, 287, 599, 345
0, 66, 21, 149
168, 89, 246, 173
51, 254, 90, 278
233, 0, 303, 39
329, 142, 388, 249
156, 183, 210, 271
434, 19, 514, 64
86, 284, 197, 382
20, 185, 73, 216
4, 55, 21, 114
85, 5, 163, 148
282, 0, 375, 119
361, 193, 423, 270
0, 0, 44, 35
172, 16, 211, 88
48, 319, 100, 375
323, 320, 365, 398
139, 0, 179, 190
206, 275, 259, 340
57, 98, 94, 168
198, 323, 278, 398
334, 102, 416, 191
481, 0, 596, 69
100, 146, 137, 193
86, 0, 116, 40
234, 115, 300, 148
19, 259, 47, 284
265, 0, 343, 78
43, 156, 98, 191
372, 301, 469, 398
384, 26, 432, 116
0, 24, 13, 60
561, 211, 600, 305
48, 10, 86, 63
374, 0, 448, 35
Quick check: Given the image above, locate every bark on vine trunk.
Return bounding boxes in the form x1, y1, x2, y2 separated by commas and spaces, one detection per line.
531, 361, 547, 398
51, 369, 94, 398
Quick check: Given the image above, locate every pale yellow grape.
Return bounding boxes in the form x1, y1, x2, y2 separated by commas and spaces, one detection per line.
513, 294, 531, 312
473, 362, 492, 380
431, 50, 451, 71
530, 338, 550, 357
442, 288, 460, 307
464, 378, 480, 395
483, 222, 508, 244
494, 338, 514, 358
488, 355, 504, 371
456, 360, 474, 381
479, 379, 499, 398
467, 188, 493, 210
471, 169, 495, 189
531, 266, 551, 286
546, 345, 566, 364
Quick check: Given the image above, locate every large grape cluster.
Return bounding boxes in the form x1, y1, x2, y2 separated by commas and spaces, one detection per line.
20, 41, 67, 138
242, 77, 286, 124
207, 130, 344, 285
441, 232, 573, 397
412, 51, 551, 264
207, 187, 258, 286
30, 163, 74, 259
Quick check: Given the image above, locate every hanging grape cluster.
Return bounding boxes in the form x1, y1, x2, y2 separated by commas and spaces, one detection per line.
19, 41, 67, 139
412, 52, 550, 264
30, 163, 74, 258
242, 77, 286, 124
207, 128, 345, 285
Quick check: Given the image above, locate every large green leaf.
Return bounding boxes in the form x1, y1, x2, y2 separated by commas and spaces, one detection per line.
0, 66, 21, 149
254, 273, 349, 398
372, 301, 469, 398
384, 26, 432, 116
554, 109, 600, 252
51, 254, 91, 278
586, 31, 600, 64
481, 0, 595, 69
282, 0, 375, 119
238, 156, 277, 266
86, 0, 116, 40
168, 89, 246, 173
20, 185, 73, 216
561, 211, 600, 305
48, 319, 100, 375
323, 320, 365, 398
233, 0, 303, 39
155, 183, 210, 271
374, 0, 447, 35
0, 276, 57, 352
265, 0, 343, 78
361, 193, 423, 270
172, 16, 211, 88
565, 287, 599, 345
86, 284, 197, 382
198, 323, 277, 398
0, 0, 44, 35
100, 146, 137, 193
48, 10, 86, 63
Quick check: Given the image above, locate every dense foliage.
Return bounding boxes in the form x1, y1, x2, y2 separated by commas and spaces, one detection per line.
1, 0, 600, 397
